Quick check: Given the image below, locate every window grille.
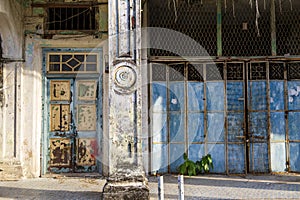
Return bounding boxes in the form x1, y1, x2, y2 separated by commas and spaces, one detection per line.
152, 63, 167, 81
222, 0, 271, 56
276, 1, 300, 56
287, 62, 300, 80
227, 63, 244, 81
148, 0, 217, 57
47, 7, 97, 31
249, 63, 267, 80
148, 0, 300, 57
187, 63, 203, 82
47, 52, 99, 74
269, 63, 284, 80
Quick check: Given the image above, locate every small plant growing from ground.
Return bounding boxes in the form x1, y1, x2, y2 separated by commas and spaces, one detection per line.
196, 154, 214, 174
178, 153, 213, 176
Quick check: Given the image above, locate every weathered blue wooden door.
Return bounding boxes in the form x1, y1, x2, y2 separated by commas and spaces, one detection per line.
151, 62, 226, 174
43, 50, 102, 174
247, 62, 269, 173
287, 62, 300, 172
227, 62, 270, 174
226, 62, 246, 174
151, 61, 297, 174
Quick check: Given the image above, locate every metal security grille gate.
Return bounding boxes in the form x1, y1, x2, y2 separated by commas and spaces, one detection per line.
42, 49, 103, 174
150, 60, 300, 174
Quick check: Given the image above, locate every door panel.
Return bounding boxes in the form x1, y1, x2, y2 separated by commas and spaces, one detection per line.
150, 61, 299, 174
247, 62, 269, 173
226, 62, 246, 174
287, 70, 300, 172
47, 79, 100, 173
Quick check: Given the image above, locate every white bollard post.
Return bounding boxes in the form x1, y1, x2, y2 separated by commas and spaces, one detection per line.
178, 175, 184, 200
158, 175, 164, 200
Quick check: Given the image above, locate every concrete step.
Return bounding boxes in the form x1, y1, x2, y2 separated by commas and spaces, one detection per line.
0, 163, 23, 180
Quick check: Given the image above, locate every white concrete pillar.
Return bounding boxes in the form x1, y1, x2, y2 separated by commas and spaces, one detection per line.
102, 0, 149, 199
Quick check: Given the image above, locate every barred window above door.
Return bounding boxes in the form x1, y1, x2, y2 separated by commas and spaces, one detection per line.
47, 6, 97, 31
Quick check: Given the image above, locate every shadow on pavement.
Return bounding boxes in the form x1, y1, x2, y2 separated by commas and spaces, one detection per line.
148, 174, 300, 192
0, 186, 103, 200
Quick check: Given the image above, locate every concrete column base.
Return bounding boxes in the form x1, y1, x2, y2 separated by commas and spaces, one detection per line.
102, 173, 149, 200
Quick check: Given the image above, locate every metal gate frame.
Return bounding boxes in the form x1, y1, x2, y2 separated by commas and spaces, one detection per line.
150, 58, 300, 174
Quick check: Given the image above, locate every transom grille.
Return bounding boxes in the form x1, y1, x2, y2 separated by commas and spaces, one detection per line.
269, 63, 284, 80
47, 52, 99, 73
287, 62, 300, 80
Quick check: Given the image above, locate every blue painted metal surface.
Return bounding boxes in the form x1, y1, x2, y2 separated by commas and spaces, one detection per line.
249, 81, 267, 110
207, 113, 224, 142
270, 81, 284, 110
188, 113, 204, 143
249, 143, 269, 173
188, 144, 205, 162
227, 82, 244, 111
287, 81, 300, 172
170, 144, 185, 173
228, 144, 245, 173
248, 78, 269, 173
169, 82, 184, 111
288, 112, 300, 141
227, 79, 246, 174
152, 113, 167, 143
150, 61, 300, 174
227, 113, 244, 142
269, 80, 286, 173
169, 113, 185, 142
289, 143, 300, 172
152, 144, 168, 173
208, 144, 225, 173
152, 82, 167, 112
288, 81, 300, 110
271, 143, 286, 172
249, 112, 268, 139
206, 82, 224, 111
270, 112, 285, 141
188, 82, 204, 111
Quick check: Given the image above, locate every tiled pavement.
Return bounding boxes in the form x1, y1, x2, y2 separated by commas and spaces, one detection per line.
0, 174, 299, 199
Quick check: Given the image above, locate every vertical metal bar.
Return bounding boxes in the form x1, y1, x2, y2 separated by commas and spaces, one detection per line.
116, 0, 119, 57
71, 8, 74, 30
53, 8, 56, 30
65, 7, 68, 30
166, 65, 170, 173
133, 0, 137, 61
224, 62, 228, 175
184, 64, 188, 157
59, 8, 62, 30
266, 62, 271, 172
284, 62, 290, 171
13, 64, 17, 157
178, 175, 184, 200
158, 175, 164, 200
217, 0, 222, 57
149, 63, 153, 174
270, 0, 277, 56
203, 64, 208, 154
127, 0, 131, 54
244, 62, 250, 173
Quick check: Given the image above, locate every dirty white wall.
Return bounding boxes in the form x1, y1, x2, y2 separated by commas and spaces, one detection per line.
0, 0, 24, 180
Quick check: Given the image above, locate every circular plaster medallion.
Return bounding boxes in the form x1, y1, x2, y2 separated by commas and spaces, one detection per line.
114, 65, 136, 91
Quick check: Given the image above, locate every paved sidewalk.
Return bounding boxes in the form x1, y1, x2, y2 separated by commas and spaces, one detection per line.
0, 174, 299, 199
